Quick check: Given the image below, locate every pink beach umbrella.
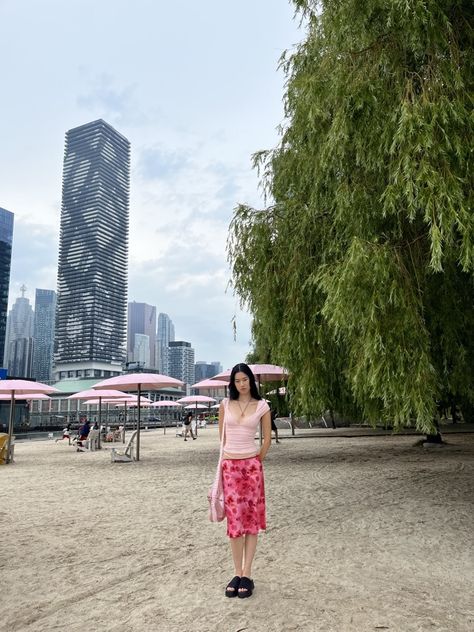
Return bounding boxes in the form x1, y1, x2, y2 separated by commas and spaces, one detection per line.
0, 392, 51, 400
191, 378, 228, 393
210, 369, 231, 381
249, 364, 289, 383
0, 379, 59, 464
211, 364, 289, 383
176, 395, 216, 405
92, 373, 184, 461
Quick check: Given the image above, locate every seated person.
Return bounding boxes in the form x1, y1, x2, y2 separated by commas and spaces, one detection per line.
76, 419, 91, 451
86, 423, 100, 451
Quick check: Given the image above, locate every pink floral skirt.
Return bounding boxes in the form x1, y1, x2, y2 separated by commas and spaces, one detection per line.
221, 456, 266, 538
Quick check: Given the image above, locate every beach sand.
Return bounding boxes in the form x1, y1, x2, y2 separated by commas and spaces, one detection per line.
1, 427, 473, 632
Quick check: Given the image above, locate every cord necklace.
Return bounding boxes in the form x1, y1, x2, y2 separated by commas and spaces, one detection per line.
238, 398, 252, 417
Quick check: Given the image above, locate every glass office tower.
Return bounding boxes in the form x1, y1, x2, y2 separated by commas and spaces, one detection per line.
127, 301, 157, 368
32, 289, 56, 382
54, 119, 130, 380
168, 340, 195, 386
0, 208, 14, 366
157, 312, 175, 375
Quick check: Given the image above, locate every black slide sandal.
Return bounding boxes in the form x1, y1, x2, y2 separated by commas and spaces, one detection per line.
225, 575, 241, 598
237, 576, 254, 598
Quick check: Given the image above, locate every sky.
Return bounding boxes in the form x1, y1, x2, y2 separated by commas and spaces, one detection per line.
0, 0, 303, 371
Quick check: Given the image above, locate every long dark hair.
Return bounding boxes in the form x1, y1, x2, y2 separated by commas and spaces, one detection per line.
229, 363, 261, 401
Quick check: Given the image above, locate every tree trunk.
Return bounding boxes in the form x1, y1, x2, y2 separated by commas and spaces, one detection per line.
425, 419, 443, 443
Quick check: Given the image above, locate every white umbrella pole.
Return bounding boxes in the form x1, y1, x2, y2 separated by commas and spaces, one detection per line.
6, 390, 15, 464
136, 384, 141, 461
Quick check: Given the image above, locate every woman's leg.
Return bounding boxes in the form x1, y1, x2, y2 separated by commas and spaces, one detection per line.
242, 534, 258, 578
229, 536, 244, 578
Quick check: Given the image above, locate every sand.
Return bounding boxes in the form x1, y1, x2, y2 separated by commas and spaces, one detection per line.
1, 426, 473, 632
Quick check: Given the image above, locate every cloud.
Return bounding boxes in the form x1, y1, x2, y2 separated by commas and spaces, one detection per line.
8, 220, 58, 307
77, 74, 150, 127
137, 146, 191, 180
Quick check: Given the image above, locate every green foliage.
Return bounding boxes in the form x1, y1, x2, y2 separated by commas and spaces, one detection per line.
228, 0, 473, 432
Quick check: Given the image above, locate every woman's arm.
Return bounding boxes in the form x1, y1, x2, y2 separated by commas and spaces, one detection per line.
218, 401, 225, 441
258, 410, 272, 461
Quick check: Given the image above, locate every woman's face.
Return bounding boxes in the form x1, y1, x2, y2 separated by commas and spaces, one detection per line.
234, 371, 250, 397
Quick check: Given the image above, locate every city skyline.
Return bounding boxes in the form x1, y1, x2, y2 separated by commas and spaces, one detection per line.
0, 1, 301, 371
4, 283, 225, 375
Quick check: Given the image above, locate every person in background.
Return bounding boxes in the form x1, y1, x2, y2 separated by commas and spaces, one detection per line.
183, 412, 196, 441
78, 418, 91, 440
271, 409, 280, 443
55, 423, 72, 445
218, 362, 271, 599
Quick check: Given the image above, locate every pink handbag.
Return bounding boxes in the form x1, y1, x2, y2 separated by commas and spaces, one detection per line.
208, 417, 226, 522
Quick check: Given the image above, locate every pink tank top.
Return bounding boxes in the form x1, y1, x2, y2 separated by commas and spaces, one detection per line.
223, 397, 270, 458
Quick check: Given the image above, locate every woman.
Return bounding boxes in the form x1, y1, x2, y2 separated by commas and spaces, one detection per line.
218, 363, 271, 599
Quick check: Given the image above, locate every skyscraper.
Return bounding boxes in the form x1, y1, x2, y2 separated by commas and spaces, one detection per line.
0, 207, 14, 366
32, 289, 56, 382
3, 285, 34, 377
156, 312, 175, 375
194, 360, 223, 382
168, 340, 195, 386
133, 333, 150, 368
54, 119, 130, 381
127, 301, 156, 368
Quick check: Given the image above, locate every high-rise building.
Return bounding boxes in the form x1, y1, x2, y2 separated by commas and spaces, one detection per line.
0, 208, 14, 366
156, 312, 175, 375
3, 285, 34, 377
54, 119, 130, 381
194, 361, 222, 382
133, 333, 150, 368
8, 337, 34, 378
32, 289, 56, 382
168, 340, 195, 386
127, 302, 156, 368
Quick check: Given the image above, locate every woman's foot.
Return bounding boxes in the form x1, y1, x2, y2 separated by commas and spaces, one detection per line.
238, 577, 254, 598
225, 575, 241, 598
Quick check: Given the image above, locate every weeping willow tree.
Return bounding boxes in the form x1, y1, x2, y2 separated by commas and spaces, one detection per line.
228, 0, 473, 435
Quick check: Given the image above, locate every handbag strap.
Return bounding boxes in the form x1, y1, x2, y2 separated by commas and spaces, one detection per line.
215, 401, 226, 471
219, 407, 227, 462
